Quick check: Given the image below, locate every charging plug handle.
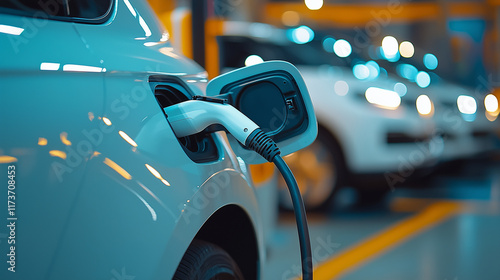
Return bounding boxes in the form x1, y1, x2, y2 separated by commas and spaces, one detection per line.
164, 100, 259, 145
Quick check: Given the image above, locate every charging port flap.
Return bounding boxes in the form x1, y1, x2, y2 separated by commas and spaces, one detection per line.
206, 61, 317, 164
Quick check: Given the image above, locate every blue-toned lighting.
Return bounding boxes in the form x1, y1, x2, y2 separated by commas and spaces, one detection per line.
380, 46, 400, 62
423, 53, 438, 70
396, 64, 418, 81
365, 61, 380, 80
368, 46, 380, 60
394, 82, 407, 97
353, 64, 370, 80
379, 67, 388, 77
462, 113, 476, 122
323, 37, 336, 53
333, 39, 352, 58
416, 71, 431, 88
387, 51, 400, 62
290, 25, 314, 44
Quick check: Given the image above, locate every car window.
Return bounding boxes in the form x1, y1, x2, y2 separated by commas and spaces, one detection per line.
218, 36, 354, 69
0, 0, 113, 23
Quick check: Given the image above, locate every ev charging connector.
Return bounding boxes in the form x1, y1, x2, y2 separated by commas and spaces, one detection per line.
164, 98, 313, 280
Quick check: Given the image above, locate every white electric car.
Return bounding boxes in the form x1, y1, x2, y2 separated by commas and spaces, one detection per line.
0, 1, 317, 279
218, 25, 439, 210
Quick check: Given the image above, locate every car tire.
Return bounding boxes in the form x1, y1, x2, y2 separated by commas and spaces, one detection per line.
279, 126, 346, 211
173, 240, 244, 280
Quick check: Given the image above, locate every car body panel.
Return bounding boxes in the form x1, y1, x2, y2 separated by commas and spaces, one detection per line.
0, 12, 106, 277
0, 0, 266, 279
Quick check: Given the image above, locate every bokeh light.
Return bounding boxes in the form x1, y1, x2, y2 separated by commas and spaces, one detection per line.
305, 0, 323, 10
416, 95, 433, 116
290, 25, 314, 44
394, 82, 407, 96
353, 64, 370, 80
322, 37, 336, 53
397, 64, 418, 81
416, 71, 431, 88
423, 53, 438, 70
484, 94, 499, 113
282, 11, 300, 26
399, 41, 415, 58
382, 36, 399, 57
365, 87, 401, 109
333, 39, 352, 57
457, 95, 477, 115
334, 80, 349, 96
245, 55, 264, 66
365, 61, 380, 80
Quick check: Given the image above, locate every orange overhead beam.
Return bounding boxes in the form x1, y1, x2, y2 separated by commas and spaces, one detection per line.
487, 0, 500, 6
265, 2, 490, 27
448, 2, 489, 18
147, 0, 175, 15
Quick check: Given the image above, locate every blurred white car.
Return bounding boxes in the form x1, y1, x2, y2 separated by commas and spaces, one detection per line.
297, 66, 439, 208
218, 24, 440, 210
0, 2, 316, 279
387, 62, 500, 162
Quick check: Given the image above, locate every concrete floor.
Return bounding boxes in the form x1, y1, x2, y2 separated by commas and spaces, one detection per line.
264, 158, 500, 280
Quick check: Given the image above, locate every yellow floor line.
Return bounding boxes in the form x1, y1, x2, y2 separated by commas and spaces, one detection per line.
311, 201, 464, 280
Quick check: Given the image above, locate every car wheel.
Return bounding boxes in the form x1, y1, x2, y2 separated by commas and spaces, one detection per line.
279, 127, 345, 211
173, 240, 244, 280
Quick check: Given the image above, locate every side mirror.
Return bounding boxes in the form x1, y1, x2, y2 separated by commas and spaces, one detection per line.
207, 61, 317, 164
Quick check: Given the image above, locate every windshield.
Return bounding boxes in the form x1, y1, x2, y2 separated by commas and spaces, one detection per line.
0, 0, 112, 22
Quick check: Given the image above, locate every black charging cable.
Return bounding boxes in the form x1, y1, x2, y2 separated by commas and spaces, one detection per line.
246, 129, 313, 280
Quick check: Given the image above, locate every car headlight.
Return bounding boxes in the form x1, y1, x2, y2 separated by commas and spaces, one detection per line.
457, 95, 477, 115
485, 93, 499, 121
416, 94, 434, 116
365, 87, 401, 110
485, 94, 499, 113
